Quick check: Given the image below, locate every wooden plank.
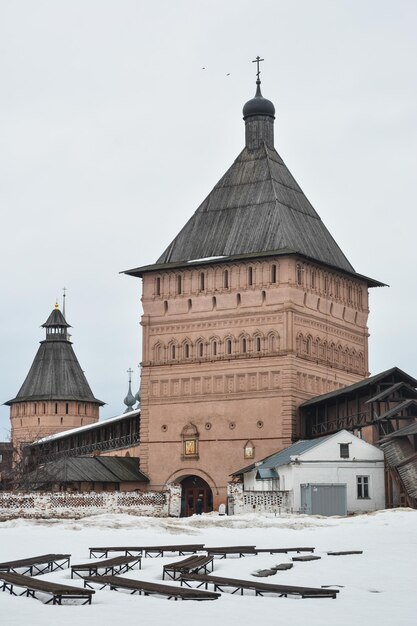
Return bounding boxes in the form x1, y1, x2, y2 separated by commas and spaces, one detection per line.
83, 575, 220, 601
327, 551, 363, 556
0, 572, 94, 605
71, 555, 141, 578
180, 573, 338, 599
0, 554, 70, 576
89, 544, 204, 558
256, 547, 315, 554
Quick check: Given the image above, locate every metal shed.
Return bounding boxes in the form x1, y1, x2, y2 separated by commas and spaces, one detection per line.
300, 483, 347, 516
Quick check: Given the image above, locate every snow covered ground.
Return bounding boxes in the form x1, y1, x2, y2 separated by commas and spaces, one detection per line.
0, 509, 416, 626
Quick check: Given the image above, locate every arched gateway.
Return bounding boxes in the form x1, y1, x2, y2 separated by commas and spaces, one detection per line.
180, 475, 213, 517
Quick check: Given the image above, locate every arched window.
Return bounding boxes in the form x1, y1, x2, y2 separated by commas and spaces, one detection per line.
154, 343, 162, 361
171, 344, 176, 360
226, 339, 232, 355
177, 275, 182, 295
248, 266, 253, 286
34, 403, 37, 415
212, 341, 217, 356
255, 336, 262, 353
347, 284, 352, 304
311, 270, 316, 289
199, 272, 205, 291
271, 264, 277, 284
197, 341, 204, 358
306, 336, 312, 356
237, 293, 241, 306
163, 300, 168, 314
269, 333, 279, 353
212, 296, 217, 310
55, 403, 58, 414
241, 337, 247, 353
65, 403, 69, 415
184, 343, 190, 359
223, 269, 229, 289
296, 263, 304, 285
155, 276, 161, 296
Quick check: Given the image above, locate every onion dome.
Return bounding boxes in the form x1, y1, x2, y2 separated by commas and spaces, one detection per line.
124, 369, 136, 413
243, 79, 275, 120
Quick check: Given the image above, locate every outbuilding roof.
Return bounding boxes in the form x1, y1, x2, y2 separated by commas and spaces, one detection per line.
380, 422, 417, 441
232, 437, 325, 476
300, 367, 417, 408
27, 456, 149, 485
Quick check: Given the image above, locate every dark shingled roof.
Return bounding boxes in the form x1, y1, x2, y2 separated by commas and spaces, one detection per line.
6, 307, 104, 406
42, 308, 71, 328
156, 144, 356, 273
124, 100, 384, 288
300, 367, 417, 408
26, 456, 149, 485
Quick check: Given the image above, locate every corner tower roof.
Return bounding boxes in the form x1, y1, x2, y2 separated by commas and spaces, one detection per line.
125, 76, 383, 287
6, 305, 104, 406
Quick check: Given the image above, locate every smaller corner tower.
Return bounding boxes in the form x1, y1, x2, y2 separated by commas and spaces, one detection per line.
6, 303, 104, 456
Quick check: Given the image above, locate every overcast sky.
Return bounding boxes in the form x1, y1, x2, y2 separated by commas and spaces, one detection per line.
1, 0, 416, 438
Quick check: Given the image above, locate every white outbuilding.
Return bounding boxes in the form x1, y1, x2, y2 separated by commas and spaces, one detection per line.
230, 430, 385, 515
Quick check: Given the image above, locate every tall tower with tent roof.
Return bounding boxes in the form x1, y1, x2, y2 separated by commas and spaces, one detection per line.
124, 61, 383, 511
6, 303, 104, 455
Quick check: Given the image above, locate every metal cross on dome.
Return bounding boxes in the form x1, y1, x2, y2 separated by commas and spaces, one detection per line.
252, 56, 264, 80
127, 367, 133, 383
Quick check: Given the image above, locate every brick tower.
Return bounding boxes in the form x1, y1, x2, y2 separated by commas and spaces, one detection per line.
125, 72, 382, 512
6, 304, 104, 457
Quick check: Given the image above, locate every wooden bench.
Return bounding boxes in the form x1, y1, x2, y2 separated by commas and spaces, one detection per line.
0, 554, 71, 576
205, 546, 257, 558
163, 555, 214, 581
256, 547, 315, 554
180, 573, 339, 599
71, 555, 141, 579
327, 551, 363, 556
292, 555, 321, 562
0, 571, 94, 605
83, 574, 220, 601
89, 544, 205, 558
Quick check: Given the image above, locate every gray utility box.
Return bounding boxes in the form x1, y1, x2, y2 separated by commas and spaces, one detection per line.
300, 483, 347, 516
